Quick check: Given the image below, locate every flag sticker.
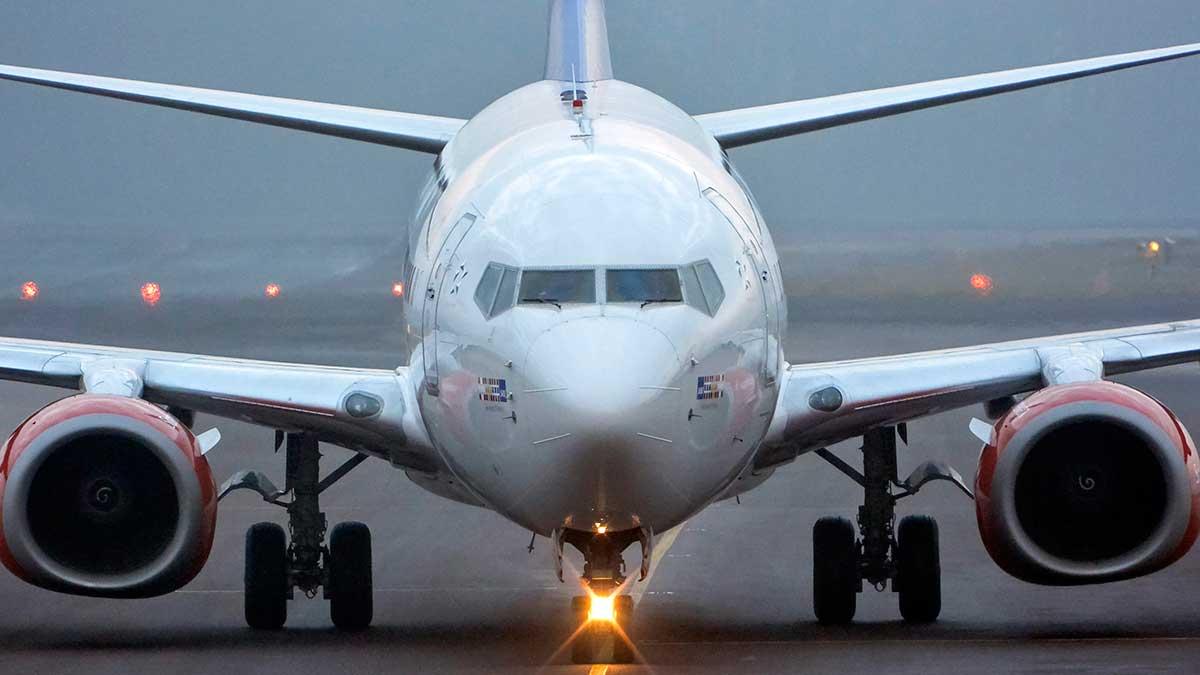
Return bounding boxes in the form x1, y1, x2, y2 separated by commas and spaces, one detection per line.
479, 377, 509, 403
696, 374, 725, 400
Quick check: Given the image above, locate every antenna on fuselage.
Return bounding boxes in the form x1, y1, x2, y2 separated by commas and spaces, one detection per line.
570, 63, 584, 116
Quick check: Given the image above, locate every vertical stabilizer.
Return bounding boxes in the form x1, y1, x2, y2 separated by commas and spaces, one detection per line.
545, 0, 612, 82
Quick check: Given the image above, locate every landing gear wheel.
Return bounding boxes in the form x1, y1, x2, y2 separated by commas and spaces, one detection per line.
328, 521, 373, 630
813, 516, 858, 624
896, 515, 941, 623
611, 594, 636, 663
244, 522, 288, 629
570, 596, 592, 664
568, 593, 592, 662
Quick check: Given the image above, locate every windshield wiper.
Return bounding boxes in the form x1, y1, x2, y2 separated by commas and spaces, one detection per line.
640, 298, 679, 308
522, 297, 562, 309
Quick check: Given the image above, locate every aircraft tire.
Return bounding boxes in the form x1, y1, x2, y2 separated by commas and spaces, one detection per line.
812, 516, 858, 624
329, 521, 373, 630
612, 594, 636, 663
897, 514, 941, 623
245, 522, 288, 629
570, 596, 593, 663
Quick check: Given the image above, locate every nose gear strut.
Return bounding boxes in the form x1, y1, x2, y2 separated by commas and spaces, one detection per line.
558, 528, 646, 664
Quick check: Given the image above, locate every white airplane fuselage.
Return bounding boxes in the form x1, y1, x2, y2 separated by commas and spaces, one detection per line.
404, 79, 787, 536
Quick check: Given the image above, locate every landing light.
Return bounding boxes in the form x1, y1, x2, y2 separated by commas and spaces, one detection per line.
392, 282, 405, 298
19, 281, 38, 301
141, 282, 162, 307
969, 273, 994, 297
1148, 240, 1162, 253
264, 283, 281, 299
587, 592, 615, 623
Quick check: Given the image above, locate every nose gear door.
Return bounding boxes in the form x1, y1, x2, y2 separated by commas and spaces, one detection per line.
421, 213, 478, 395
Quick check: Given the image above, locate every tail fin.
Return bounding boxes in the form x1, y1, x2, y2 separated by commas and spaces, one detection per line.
544, 0, 613, 82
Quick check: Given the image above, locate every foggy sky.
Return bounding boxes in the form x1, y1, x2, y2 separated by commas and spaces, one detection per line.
1, 0, 1198, 239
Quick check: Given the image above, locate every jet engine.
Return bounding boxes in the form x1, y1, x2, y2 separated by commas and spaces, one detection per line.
975, 381, 1200, 584
0, 395, 217, 597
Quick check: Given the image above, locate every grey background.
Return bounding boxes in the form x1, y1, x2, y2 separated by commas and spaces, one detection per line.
1, 1, 1197, 234
1, 4, 1200, 672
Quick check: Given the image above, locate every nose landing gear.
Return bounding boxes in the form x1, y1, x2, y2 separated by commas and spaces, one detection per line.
811, 425, 971, 624
560, 529, 644, 664
221, 432, 372, 630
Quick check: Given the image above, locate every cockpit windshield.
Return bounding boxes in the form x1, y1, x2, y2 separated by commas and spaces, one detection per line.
606, 269, 683, 304
475, 261, 725, 319
519, 270, 595, 305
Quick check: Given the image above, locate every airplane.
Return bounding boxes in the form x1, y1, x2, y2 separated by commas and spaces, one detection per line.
1, 0, 1200, 664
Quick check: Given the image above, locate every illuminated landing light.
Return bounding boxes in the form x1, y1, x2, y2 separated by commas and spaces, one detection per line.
264, 283, 281, 299
969, 273, 994, 297
19, 281, 38, 301
587, 592, 615, 623
392, 281, 405, 298
140, 282, 162, 307
595, 523, 607, 535
1148, 240, 1162, 254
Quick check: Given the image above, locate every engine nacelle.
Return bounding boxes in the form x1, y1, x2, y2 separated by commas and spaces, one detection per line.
0, 395, 217, 597
976, 381, 1200, 585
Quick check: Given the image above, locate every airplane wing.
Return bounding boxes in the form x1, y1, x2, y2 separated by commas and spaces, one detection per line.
0, 336, 437, 471
765, 319, 1200, 455
696, 43, 1200, 149
0, 64, 465, 154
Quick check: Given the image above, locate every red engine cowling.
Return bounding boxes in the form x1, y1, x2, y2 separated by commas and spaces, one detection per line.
0, 395, 217, 597
976, 381, 1200, 585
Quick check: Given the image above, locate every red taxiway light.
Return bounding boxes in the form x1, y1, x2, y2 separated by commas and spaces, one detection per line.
19, 281, 38, 301
969, 273, 994, 296
264, 283, 281, 299
392, 282, 405, 298
141, 282, 162, 306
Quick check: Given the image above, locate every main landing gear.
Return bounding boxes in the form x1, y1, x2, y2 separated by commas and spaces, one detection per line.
812, 425, 972, 624
559, 529, 647, 664
221, 432, 372, 630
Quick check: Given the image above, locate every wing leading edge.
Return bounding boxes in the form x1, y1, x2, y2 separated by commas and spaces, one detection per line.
0, 336, 436, 471
767, 319, 1200, 454
0, 64, 465, 154
697, 42, 1200, 149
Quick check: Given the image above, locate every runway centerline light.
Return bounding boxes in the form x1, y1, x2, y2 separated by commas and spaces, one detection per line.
141, 282, 162, 307
19, 281, 38, 301
969, 273, 994, 297
392, 281, 405, 298
587, 592, 615, 623
265, 283, 281, 299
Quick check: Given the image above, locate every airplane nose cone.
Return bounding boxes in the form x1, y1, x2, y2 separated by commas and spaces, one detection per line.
519, 317, 687, 530
524, 317, 681, 427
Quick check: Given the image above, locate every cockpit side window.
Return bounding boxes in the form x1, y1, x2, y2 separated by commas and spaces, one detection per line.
474, 262, 519, 319
606, 269, 683, 303
519, 269, 595, 305
680, 260, 725, 316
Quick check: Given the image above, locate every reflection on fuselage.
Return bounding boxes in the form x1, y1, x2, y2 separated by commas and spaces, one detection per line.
402, 79, 786, 535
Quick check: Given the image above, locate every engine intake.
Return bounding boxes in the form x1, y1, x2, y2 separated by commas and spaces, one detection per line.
0, 395, 217, 597
975, 381, 1200, 585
